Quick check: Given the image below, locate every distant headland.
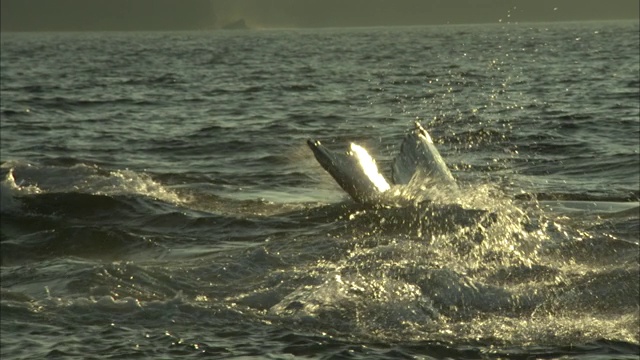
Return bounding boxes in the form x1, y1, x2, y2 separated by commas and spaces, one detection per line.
1, 0, 637, 32
222, 19, 249, 30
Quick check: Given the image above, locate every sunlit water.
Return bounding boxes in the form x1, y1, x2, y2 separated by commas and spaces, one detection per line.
1, 21, 639, 359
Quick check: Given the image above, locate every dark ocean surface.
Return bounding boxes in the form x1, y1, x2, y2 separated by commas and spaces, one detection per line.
1, 21, 639, 359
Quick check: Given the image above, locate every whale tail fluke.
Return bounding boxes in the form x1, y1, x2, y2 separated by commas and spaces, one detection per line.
307, 122, 457, 203
307, 139, 390, 203
392, 122, 458, 189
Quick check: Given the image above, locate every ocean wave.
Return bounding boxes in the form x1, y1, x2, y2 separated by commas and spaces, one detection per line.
1, 160, 185, 205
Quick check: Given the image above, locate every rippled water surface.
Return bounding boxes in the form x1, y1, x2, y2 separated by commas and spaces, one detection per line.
1, 21, 639, 359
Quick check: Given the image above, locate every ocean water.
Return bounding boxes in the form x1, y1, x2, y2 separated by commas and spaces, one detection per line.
1, 20, 639, 359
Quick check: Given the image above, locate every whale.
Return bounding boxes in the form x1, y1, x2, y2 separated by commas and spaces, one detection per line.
307, 122, 458, 204
306, 122, 640, 243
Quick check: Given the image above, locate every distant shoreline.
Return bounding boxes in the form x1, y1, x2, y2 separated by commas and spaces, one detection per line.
3, 0, 639, 32
1, 18, 638, 33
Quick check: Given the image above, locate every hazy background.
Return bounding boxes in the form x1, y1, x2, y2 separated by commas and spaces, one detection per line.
1, 0, 639, 31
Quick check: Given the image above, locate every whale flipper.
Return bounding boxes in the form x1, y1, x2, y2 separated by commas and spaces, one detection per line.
392, 122, 457, 189
307, 139, 390, 203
